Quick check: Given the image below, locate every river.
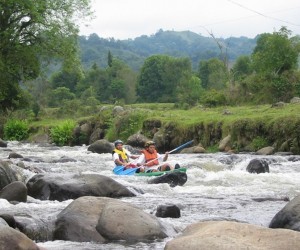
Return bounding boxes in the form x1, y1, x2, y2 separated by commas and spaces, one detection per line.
1, 141, 300, 249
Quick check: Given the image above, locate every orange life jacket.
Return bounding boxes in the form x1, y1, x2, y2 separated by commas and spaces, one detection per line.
141, 149, 159, 166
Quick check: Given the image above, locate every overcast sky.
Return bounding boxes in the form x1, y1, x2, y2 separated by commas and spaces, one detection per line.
79, 0, 300, 39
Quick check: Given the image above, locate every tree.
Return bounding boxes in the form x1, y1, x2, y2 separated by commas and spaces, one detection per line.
198, 58, 227, 90
48, 87, 75, 107
137, 55, 193, 102
252, 27, 299, 75
231, 55, 252, 81
76, 64, 110, 102
137, 55, 166, 102
177, 75, 203, 106
235, 27, 300, 103
50, 69, 83, 93
107, 58, 137, 103
108, 50, 113, 67
0, 0, 92, 112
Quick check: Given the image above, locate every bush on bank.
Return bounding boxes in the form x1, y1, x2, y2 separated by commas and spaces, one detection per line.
3, 119, 29, 141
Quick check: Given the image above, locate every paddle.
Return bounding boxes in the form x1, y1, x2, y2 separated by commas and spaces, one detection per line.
114, 140, 194, 175
113, 166, 126, 174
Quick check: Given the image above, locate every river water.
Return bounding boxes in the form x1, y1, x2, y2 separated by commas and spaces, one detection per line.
1, 141, 300, 250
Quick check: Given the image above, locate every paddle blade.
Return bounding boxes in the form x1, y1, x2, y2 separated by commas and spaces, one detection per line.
113, 166, 139, 175
113, 166, 125, 174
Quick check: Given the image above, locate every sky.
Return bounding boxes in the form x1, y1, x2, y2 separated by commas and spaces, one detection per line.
79, 0, 300, 40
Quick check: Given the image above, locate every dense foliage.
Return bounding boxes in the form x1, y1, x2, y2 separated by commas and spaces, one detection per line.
4, 119, 29, 141
231, 27, 300, 104
0, 0, 92, 112
137, 55, 200, 103
50, 120, 76, 146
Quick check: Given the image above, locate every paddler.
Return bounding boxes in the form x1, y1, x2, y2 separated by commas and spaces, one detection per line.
136, 141, 180, 172
112, 140, 139, 169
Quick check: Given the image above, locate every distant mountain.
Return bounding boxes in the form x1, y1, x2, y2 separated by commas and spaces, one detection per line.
79, 29, 257, 71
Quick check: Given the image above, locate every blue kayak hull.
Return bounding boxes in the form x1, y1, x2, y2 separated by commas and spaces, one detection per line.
113, 166, 186, 176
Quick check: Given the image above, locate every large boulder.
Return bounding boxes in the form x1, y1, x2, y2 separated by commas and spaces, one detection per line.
0, 214, 16, 228
127, 133, 149, 148
0, 138, 7, 147
218, 135, 231, 152
269, 195, 300, 231
53, 196, 106, 243
8, 152, 24, 159
53, 196, 172, 242
165, 221, 300, 250
256, 146, 274, 155
87, 139, 113, 154
96, 197, 170, 242
89, 127, 104, 144
180, 144, 205, 153
0, 181, 27, 202
290, 96, 300, 103
72, 122, 92, 145
26, 173, 135, 201
112, 105, 124, 116
0, 224, 42, 250
0, 161, 18, 190
246, 158, 269, 174
148, 172, 187, 187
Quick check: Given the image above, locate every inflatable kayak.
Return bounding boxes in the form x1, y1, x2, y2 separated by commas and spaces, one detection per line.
113, 166, 186, 176
135, 168, 186, 176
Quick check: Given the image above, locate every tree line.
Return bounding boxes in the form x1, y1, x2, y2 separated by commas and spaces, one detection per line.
79, 30, 256, 71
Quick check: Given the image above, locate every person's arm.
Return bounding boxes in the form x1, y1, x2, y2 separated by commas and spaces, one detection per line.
136, 154, 145, 166
157, 152, 169, 162
125, 149, 139, 160
163, 152, 169, 161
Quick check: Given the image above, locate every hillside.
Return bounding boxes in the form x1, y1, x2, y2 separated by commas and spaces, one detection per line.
79, 29, 257, 71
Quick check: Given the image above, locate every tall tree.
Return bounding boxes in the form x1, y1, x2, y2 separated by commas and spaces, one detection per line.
76, 63, 110, 102
137, 55, 166, 102
107, 58, 137, 103
107, 50, 113, 67
137, 55, 193, 102
0, 0, 92, 112
252, 27, 299, 75
198, 58, 227, 90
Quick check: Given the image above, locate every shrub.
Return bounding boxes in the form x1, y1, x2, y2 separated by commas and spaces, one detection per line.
201, 89, 227, 107
4, 119, 29, 141
250, 136, 268, 151
50, 120, 76, 146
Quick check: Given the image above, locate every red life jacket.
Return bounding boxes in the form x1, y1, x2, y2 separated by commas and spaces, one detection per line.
141, 149, 159, 166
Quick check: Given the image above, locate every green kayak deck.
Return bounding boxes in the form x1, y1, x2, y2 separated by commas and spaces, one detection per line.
135, 168, 187, 176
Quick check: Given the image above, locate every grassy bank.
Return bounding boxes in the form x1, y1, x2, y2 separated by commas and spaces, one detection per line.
2, 102, 300, 153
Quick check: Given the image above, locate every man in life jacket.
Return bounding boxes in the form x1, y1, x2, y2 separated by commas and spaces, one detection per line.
136, 141, 180, 172
112, 140, 139, 169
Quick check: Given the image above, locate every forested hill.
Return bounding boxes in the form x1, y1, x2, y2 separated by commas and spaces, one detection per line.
79, 29, 257, 71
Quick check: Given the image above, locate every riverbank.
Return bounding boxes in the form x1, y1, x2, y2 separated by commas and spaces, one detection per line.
3, 101, 300, 154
